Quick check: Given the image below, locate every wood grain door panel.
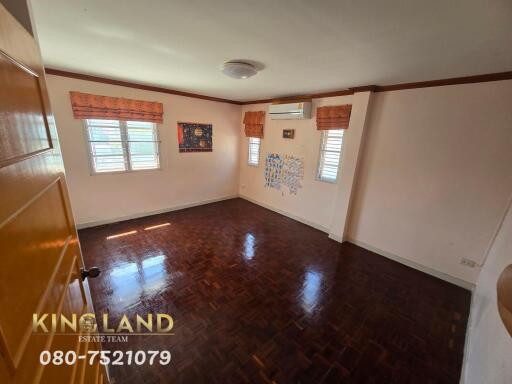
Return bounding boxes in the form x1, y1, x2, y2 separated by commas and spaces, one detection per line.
76, 341, 104, 384
0, 179, 72, 368
0, 4, 108, 383
36, 258, 90, 384
0, 50, 52, 166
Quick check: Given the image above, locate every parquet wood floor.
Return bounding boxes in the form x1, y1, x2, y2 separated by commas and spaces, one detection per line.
79, 198, 471, 384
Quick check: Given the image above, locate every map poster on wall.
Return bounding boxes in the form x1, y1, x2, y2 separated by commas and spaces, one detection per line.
177, 122, 212, 152
264, 153, 283, 189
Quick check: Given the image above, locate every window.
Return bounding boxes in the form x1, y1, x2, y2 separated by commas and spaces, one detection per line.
84, 119, 160, 174
247, 137, 261, 166
317, 129, 344, 182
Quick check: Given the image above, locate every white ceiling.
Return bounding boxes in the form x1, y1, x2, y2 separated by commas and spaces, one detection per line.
31, 0, 512, 102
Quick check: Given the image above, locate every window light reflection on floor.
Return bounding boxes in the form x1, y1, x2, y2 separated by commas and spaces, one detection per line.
301, 269, 323, 314
106, 230, 137, 240
243, 233, 255, 261
144, 223, 171, 231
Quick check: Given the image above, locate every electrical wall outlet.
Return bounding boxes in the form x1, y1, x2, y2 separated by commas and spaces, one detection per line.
460, 258, 478, 268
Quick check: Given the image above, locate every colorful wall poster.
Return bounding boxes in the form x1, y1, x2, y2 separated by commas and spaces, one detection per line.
264, 153, 304, 194
177, 122, 212, 152
282, 155, 304, 194
264, 153, 283, 190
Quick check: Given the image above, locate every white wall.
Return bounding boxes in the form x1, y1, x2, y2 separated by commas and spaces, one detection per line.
329, 91, 373, 241
48, 73, 512, 287
462, 196, 512, 384
240, 80, 512, 286
347, 80, 512, 284
46, 75, 241, 227
239, 95, 354, 232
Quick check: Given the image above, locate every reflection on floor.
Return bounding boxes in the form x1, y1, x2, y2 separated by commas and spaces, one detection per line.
79, 198, 471, 384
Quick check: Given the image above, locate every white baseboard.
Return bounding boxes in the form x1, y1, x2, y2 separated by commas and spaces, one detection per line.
328, 233, 343, 242
345, 237, 475, 290
76, 195, 238, 229
239, 194, 330, 233
240, 196, 474, 290
78, 192, 475, 291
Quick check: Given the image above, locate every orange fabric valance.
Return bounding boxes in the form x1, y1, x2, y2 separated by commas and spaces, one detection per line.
243, 111, 265, 138
69, 91, 164, 123
316, 105, 352, 130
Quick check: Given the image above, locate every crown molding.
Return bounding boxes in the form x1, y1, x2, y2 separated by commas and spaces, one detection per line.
45, 68, 512, 106
241, 71, 512, 105
376, 71, 512, 92
44, 68, 244, 105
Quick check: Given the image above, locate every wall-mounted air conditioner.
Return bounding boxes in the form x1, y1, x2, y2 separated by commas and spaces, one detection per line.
268, 101, 312, 120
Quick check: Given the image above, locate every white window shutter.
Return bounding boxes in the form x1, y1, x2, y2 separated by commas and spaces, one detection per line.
85, 119, 160, 174
247, 137, 261, 166
317, 129, 344, 182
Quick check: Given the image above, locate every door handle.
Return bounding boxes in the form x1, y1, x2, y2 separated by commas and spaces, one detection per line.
81, 267, 101, 281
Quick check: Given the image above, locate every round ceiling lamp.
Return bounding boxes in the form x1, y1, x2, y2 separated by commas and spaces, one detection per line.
221, 61, 258, 79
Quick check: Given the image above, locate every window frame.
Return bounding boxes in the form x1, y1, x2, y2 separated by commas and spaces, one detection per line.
83, 119, 162, 175
247, 137, 261, 167
316, 129, 345, 183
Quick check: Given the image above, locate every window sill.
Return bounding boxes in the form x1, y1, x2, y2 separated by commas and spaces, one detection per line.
316, 177, 338, 184
90, 167, 162, 176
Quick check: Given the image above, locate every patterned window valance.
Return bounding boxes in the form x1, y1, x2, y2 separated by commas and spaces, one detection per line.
316, 105, 352, 130
243, 111, 265, 138
69, 91, 164, 123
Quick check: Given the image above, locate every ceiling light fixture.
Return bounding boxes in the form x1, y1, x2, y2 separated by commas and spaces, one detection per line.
221, 61, 258, 79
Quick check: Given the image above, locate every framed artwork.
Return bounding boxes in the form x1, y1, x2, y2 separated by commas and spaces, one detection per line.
177, 122, 212, 152
283, 129, 295, 139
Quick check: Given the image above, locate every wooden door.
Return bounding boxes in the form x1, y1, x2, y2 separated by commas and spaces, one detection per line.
0, 4, 107, 384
